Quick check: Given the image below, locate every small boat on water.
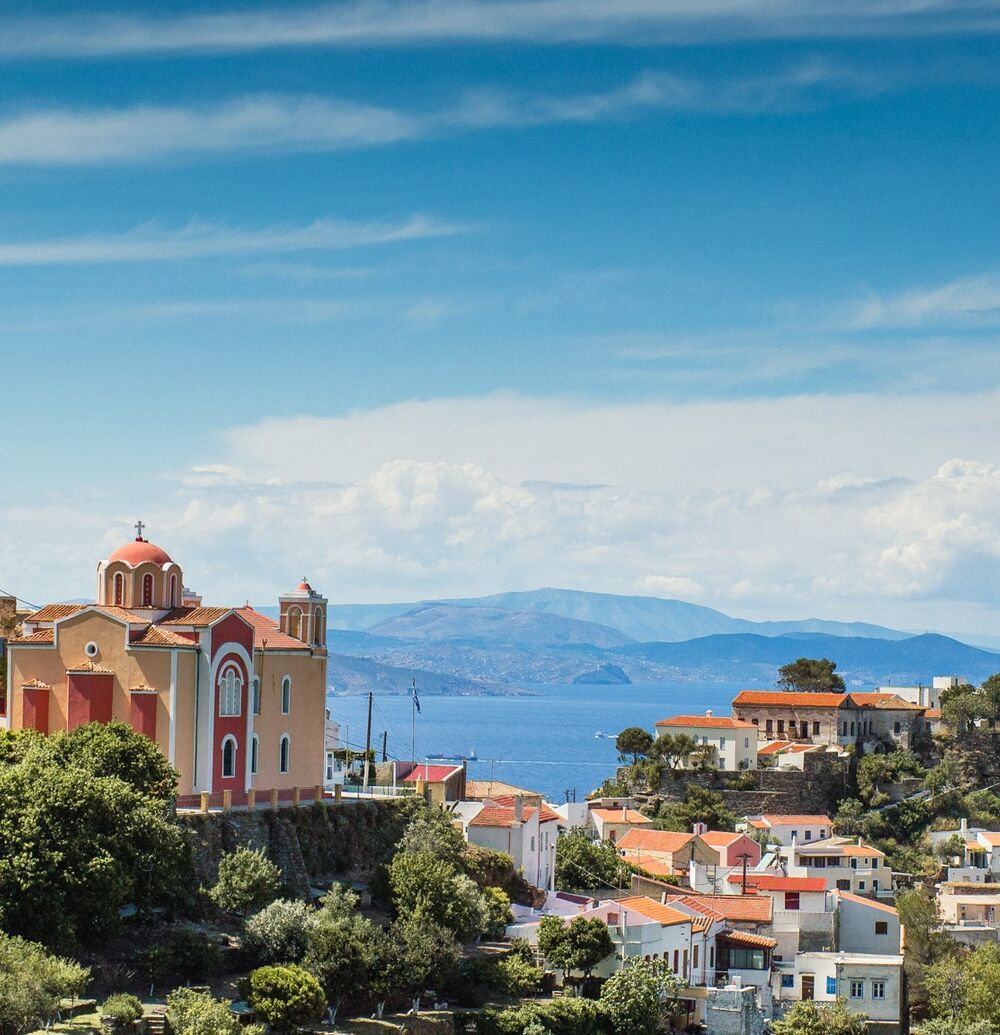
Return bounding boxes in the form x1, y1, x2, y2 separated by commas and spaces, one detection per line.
427, 750, 479, 761
594, 730, 608, 739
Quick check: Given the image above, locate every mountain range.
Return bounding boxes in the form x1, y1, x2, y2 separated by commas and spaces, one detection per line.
316, 589, 1000, 695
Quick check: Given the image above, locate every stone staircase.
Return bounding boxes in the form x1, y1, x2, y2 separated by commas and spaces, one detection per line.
145, 1009, 167, 1035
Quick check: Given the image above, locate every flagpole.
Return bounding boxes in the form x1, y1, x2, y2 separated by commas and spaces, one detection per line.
411, 678, 416, 762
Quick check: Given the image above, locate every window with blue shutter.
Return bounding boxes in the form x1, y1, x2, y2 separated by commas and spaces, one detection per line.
826, 977, 837, 995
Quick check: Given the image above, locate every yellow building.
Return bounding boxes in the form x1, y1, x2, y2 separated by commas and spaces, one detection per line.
3, 529, 328, 805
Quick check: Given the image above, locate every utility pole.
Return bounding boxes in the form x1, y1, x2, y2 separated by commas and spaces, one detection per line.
363, 691, 373, 792
381, 729, 388, 762
738, 851, 750, 894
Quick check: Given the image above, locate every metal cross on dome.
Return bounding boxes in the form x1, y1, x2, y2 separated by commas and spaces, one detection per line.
135, 520, 145, 539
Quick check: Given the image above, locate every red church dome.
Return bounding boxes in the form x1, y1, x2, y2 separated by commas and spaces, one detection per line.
108, 538, 173, 566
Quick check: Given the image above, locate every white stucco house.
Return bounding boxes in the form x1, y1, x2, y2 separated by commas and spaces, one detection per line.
654, 712, 758, 771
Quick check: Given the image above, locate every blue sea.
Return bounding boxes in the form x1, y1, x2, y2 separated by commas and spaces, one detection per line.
328, 681, 765, 802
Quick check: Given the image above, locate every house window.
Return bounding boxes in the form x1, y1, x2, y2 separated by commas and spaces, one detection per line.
792, 830, 798, 841
842, 721, 848, 736
114, 572, 125, 606
872, 980, 885, 1000
850, 980, 864, 1000
827, 977, 838, 995
279, 734, 290, 774
858, 880, 867, 891
837, 879, 850, 890
813, 721, 820, 735
673, 949, 679, 973
801, 721, 809, 738
894, 721, 901, 734
326, 752, 334, 781
778, 720, 785, 735
729, 949, 766, 970
781, 974, 794, 988
752, 718, 759, 726
221, 735, 237, 779
850, 722, 855, 735
530, 836, 536, 852
744, 738, 749, 748
142, 573, 154, 607
281, 676, 291, 714
766, 719, 773, 734
719, 737, 726, 750
851, 858, 858, 870
693, 945, 699, 969
784, 892, 800, 910
805, 830, 812, 840
252, 677, 261, 715
875, 921, 888, 935
709, 946, 714, 968
251, 734, 259, 775
683, 949, 688, 977
218, 665, 242, 717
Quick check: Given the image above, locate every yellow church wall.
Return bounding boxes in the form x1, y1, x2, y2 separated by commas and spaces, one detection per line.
253, 650, 326, 791
172, 650, 198, 797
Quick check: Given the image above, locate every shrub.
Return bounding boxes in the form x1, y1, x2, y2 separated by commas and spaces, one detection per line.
477, 998, 605, 1035
481, 886, 514, 939
165, 988, 241, 1035
141, 928, 220, 985
495, 953, 544, 997
100, 993, 143, 1025
0, 932, 89, 1035
243, 899, 315, 965
209, 848, 282, 917
248, 964, 326, 1032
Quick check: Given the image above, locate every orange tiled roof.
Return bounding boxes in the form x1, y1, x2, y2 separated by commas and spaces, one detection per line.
466, 780, 542, 800
618, 896, 693, 927
733, 690, 850, 708
10, 629, 55, 644
625, 853, 681, 878
65, 662, 114, 674
668, 893, 773, 922
692, 916, 714, 932
850, 692, 924, 710
978, 832, 1000, 847
720, 929, 777, 949
159, 606, 234, 627
131, 625, 197, 647
618, 829, 694, 854
925, 708, 942, 719
758, 741, 796, 755
726, 874, 827, 892
655, 715, 756, 729
21, 678, 50, 688
490, 794, 561, 823
758, 814, 832, 827
701, 831, 745, 847
835, 891, 898, 914
591, 808, 652, 825
235, 606, 313, 650
25, 603, 85, 622
799, 839, 884, 858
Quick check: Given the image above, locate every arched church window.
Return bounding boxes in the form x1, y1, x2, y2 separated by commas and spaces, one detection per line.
279, 734, 290, 774
221, 735, 237, 779
169, 573, 177, 607
288, 607, 302, 640
281, 676, 291, 715
251, 734, 259, 775
114, 573, 124, 606
313, 607, 325, 646
219, 665, 242, 717
142, 573, 154, 607
252, 677, 261, 715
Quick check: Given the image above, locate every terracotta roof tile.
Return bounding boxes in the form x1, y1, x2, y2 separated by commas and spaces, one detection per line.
131, 626, 197, 647
733, 690, 850, 708
403, 764, 464, 783
490, 795, 561, 823
720, 929, 777, 949
159, 606, 234, 627
624, 854, 681, 877
25, 604, 85, 622
618, 896, 693, 927
835, 891, 898, 915
21, 678, 50, 688
591, 808, 652, 824
235, 607, 313, 651
10, 630, 54, 644
618, 829, 694, 854
758, 814, 832, 827
466, 780, 541, 800
726, 874, 827, 892
925, 708, 942, 719
667, 893, 773, 923
701, 831, 745, 848
655, 715, 756, 729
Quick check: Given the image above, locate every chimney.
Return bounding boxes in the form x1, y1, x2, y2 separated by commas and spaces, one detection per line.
857, 836, 863, 846
706, 709, 714, 717
961, 818, 968, 835
514, 795, 525, 823
622, 805, 628, 821
693, 822, 708, 836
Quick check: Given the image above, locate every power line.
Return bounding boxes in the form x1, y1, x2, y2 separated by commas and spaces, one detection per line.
0, 587, 41, 611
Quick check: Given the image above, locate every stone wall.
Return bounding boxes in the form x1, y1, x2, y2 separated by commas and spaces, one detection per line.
629, 752, 850, 819
179, 797, 423, 895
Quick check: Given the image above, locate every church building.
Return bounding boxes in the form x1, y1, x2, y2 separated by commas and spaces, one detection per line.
1, 528, 329, 805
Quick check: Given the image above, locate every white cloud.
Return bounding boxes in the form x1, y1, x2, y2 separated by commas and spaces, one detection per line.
0, 0, 994, 59
11, 390, 1000, 637
0, 214, 466, 266
0, 65, 905, 167
851, 273, 1000, 328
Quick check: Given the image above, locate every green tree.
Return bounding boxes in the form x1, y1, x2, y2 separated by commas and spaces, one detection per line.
981, 673, 1000, 726
537, 916, 614, 987
657, 784, 736, 832
166, 989, 241, 1035
0, 747, 187, 948
649, 733, 696, 770
482, 886, 514, 939
243, 899, 316, 965
915, 1020, 998, 1035
397, 805, 468, 863
926, 955, 968, 1022
0, 932, 89, 1035
898, 887, 957, 1015
856, 749, 926, 806
940, 684, 983, 733
495, 954, 544, 997
100, 994, 144, 1027
770, 999, 867, 1035
389, 850, 490, 940
317, 882, 360, 919
303, 913, 375, 1023
616, 727, 654, 765
393, 918, 462, 1012
950, 943, 1000, 1029
776, 657, 846, 693
209, 848, 282, 918
248, 964, 326, 1033
554, 831, 631, 891
600, 960, 684, 1035
50, 721, 178, 799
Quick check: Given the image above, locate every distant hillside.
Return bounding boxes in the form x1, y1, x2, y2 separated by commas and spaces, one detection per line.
326, 653, 531, 697
368, 604, 634, 648
325, 587, 908, 643
621, 632, 1000, 687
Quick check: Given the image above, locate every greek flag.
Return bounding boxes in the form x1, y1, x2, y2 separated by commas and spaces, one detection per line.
411, 681, 421, 714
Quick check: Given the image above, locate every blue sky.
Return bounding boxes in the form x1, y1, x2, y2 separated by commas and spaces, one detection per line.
3, 1, 1000, 637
